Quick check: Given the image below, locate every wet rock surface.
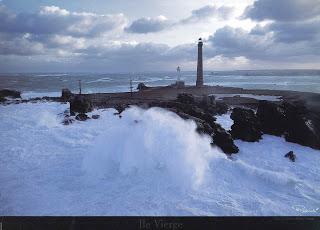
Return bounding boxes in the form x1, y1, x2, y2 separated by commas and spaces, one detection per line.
75, 113, 90, 121
231, 107, 262, 142
257, 100, 320, 150
92, 114, 100, 119
149, 94, 239, 154
285, 151, 296, 162
137, 83, 148, 91
0, 89, 21, 102
70, 95, 93, 114
257, 100, 286, 136
0, 89, 21, 99
61, 88, 73, 102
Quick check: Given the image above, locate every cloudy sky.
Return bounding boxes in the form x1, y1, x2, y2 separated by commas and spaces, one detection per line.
0, 0, 319, 72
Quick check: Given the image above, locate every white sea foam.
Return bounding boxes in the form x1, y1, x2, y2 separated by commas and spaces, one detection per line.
0, 102, 320, 215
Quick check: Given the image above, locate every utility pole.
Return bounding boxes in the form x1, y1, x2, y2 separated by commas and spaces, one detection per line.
129, 76, 133, 97
78, 80, 82, 95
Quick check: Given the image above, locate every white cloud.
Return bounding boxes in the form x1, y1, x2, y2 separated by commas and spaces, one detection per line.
125, 15, 170, 34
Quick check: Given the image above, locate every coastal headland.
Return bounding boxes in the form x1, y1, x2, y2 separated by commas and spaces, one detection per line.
1, 84, 319, 156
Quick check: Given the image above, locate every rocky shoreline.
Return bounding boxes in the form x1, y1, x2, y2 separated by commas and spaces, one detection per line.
1, 85, 320, 156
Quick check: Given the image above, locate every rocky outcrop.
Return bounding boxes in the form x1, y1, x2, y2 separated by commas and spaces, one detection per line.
137, 83, 148, 91
0, 89, 21, 102
282, 101, 320, 150
70, 95, 93, 114
114, 104, 128, 115
211, 123, 239, 154
177, 93, 228, 115
149, 94, 238, 154
177, 93, 195, 104
285, 151, 296, 162
257, 101, 286, 136
75, 113, 90, 121
0, 89, 21, 98
231, 108, 262, 142
63, 117, 75, 125
92, 114, 100, 119
61, 88, 73, 102
257, 100, 320, 150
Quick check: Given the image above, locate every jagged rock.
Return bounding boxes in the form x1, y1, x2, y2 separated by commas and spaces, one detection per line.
285, 151, 296, 162
0, 89, 21, 99
231, 107, 262, 142
212, 101, 229, 115
257, 100, 320, 150
92, 114, 100, 119
61, 88, 73, 102
177, 93, 194, 104
282, 101, 320, 150
211, 123, 239, 154
75, 113, 89, 121
257, 100, 286, 136
137, 83, 148, 91
70, 95, 93, 114
63, 117, 74, 125
176, 111, 239, 155
114, 104, 128, 115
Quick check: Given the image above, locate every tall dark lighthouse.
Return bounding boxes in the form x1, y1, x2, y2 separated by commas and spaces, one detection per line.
196, 38, 204, 87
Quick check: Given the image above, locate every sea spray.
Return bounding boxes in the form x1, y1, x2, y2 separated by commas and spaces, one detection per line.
2, 102, 320, 215
82, 106, 221, 189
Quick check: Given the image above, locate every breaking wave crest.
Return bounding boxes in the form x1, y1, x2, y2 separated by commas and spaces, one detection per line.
83, 107, 222, 188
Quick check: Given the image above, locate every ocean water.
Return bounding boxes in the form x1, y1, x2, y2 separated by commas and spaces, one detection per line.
0, 70, 319, 99
0, 102, 320, 215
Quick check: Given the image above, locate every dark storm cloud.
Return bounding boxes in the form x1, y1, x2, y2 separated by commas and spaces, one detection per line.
269, 20, 320, 43
208, 26, 271, 59
205, 0, 320, 61
125, 16, 170, 34
208, 26, 320, 60
243, 0, 320, 22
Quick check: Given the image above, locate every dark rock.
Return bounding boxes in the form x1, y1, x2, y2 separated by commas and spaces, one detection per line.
70, 95, 93, 114
92, 114, 100, 119
114, 104, 128, 115
195, 95, 216, 107
231, 107, 262, 142
0, 89, 21, 99
213, 101, 229, 115
177, 111, 239, 155
257, 100, 286, 136
282, 101, 320, 150
177, 93, 194, 104
285, 151, 296, 162
197, 95, 228, 115
61, 88, 73, 102
211, 123, 239, 154
257, 100, 320, 150
75, 113, 89, 121
137, 83, 148, 91
63, 117, 74, 125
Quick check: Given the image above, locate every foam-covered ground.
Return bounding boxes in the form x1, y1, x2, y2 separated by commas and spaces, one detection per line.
0, 102, 319, 216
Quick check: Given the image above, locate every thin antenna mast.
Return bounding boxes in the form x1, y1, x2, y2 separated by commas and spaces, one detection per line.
78, 80, 82, 95
130, 75, 133, 96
